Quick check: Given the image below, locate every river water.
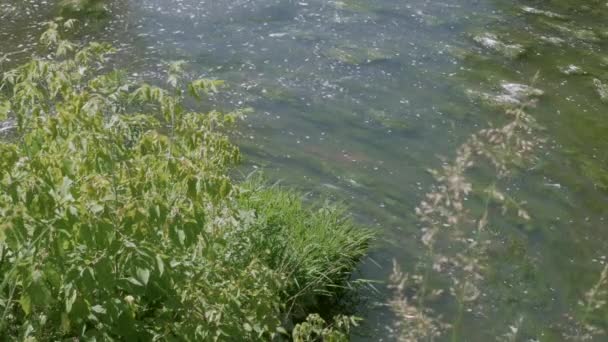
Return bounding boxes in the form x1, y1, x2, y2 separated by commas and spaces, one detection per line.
1, 0, 607, 340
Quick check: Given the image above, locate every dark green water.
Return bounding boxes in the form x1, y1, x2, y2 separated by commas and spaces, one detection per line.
1, 0, 607, 340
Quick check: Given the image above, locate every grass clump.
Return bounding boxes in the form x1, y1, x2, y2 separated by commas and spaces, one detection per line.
0, 22, 372, 340
237, 179, 374, 317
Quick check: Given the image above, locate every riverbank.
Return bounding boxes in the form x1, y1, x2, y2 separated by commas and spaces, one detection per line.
0, 24, 373, 340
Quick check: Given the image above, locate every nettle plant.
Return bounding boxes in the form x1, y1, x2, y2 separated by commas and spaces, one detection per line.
0, 22, 371, 340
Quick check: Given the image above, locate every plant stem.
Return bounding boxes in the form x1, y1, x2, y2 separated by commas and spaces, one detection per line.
451, 297, 464, 342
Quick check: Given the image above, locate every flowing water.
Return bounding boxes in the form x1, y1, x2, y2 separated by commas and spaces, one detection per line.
2, 0, 608, 340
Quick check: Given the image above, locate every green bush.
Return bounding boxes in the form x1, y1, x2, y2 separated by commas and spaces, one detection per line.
0, 22, 372, 340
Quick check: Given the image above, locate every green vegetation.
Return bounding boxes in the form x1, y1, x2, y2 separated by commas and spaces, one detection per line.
0, 22, 372, 340
472, 33, 526, 59
59, 0, 108, 17
292, 314, 359, 342
390, 88, 608, 341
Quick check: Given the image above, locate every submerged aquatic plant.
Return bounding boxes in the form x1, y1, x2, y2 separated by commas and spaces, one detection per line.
390, 75, 544, 341
473, 33, 526, 59
592, 78, 608, 103
564, 264, 608, 341
388, 260, 448, 342
59, 0, 108, 17
0, 22, 372, 340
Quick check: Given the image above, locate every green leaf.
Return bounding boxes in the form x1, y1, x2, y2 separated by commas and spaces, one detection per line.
136, 268, 150, 286
89, 203, 104, 214
176, 229, 186, 246
126, 277, 142, 286
65, 289, 77, 313
20, 294, 32, 315
61, 312, 71, 333
0, 100, 10, 120
156, 255, 164, 276
91, 305, 106, 314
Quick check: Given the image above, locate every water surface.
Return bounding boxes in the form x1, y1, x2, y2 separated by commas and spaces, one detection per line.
1, 0, 607, 340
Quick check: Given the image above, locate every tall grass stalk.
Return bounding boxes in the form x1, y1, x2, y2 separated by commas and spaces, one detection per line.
390, 77, 544, 341
570, 264, 608, 340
